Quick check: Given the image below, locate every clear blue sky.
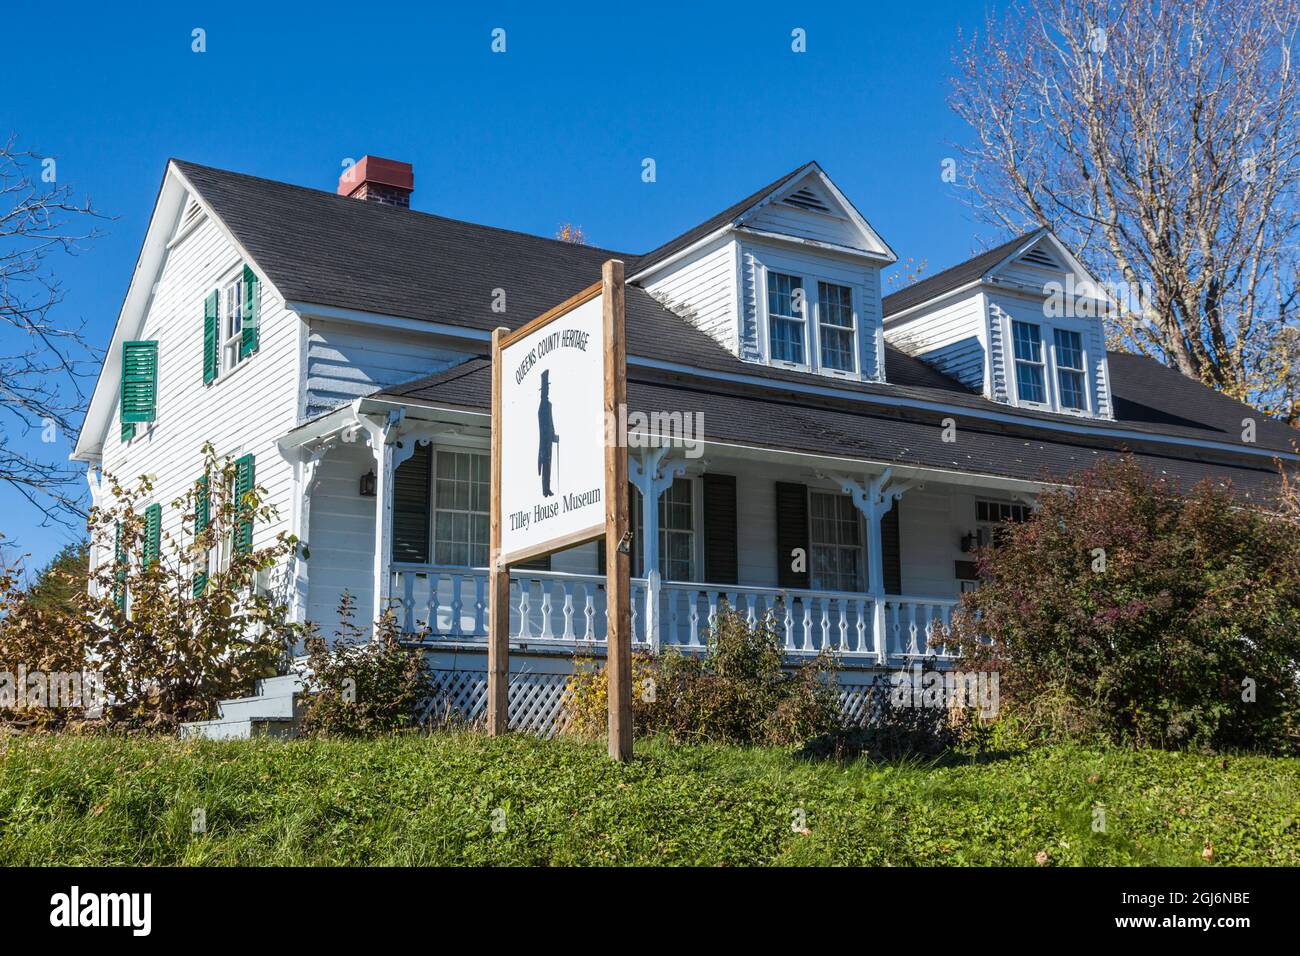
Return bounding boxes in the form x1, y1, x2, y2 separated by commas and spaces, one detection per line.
3, 0, 997, 573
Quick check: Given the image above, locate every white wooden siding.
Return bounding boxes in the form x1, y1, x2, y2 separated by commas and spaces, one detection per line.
305, 320, 471, 420
746, 197, 873, 251
642, 235, 739, 355
304, 441, 375, 638
97, 214, 300, 599
884, 291, 987, 391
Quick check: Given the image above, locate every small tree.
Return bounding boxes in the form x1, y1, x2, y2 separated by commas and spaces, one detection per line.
74, 444, 303, 729
947, 457, 1300, 752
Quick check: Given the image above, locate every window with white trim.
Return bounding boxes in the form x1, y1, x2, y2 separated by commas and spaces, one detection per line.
817, 281, 855, 372
1012, 320, 1047, 404
628, 477, 696, 580
1053, 328, 1087, 411
976, 499, 1031, 524
659, 477, 695, 581
222, 276, 248, 374
809, 490, 862, 592
433, 451, 489, 567
767, 271, 805, 364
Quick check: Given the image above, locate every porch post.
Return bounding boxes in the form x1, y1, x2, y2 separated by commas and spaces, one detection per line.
821, 468, 915, 665
85, 462, 105, 598
628, 446, 687, 579
358, 408, 405, 631
291, 446, 326, 625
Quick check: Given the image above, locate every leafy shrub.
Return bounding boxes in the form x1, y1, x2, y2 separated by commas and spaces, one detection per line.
563, 607, 842, 747
295, 595, 434, 738
1, 445, 302, 731
946, 457, 1300, 754
0, 543, 92, 731
800, 658, 966, 761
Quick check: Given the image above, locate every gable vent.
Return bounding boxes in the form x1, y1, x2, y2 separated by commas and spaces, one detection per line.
1020, 246, 1058, 268
181, 199, 204, 226
782, 186, 833, 214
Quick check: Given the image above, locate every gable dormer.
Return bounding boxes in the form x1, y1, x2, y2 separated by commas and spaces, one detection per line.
883, 229, 1115, 420
633, 163, 896, 383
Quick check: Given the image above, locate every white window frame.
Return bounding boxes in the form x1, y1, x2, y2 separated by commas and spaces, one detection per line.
1011, 319, 1049, 407
816, 280, 856, 373
976, 499, 1032, 525
1004, 311, 1094, 416
808, 488, 864, 593
629, 476, 701, 581
208, 451, 245, 580
658, 476, 697, 582
220, 273, 249, 376
765, 270, 808, 367
432, 449, 490, 568
759, 260, 861, 379
1052, 327, 1087, 412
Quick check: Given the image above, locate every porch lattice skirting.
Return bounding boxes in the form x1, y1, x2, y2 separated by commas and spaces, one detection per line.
415, 654, 882, 739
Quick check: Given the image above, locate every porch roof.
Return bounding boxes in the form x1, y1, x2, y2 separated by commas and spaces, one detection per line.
365, 357, 1289, 503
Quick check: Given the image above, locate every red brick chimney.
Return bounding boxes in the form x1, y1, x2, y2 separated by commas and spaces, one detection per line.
338, 155, 414, 207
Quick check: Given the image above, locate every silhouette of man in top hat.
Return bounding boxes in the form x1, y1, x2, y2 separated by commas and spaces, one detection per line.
538, 369, 559, 496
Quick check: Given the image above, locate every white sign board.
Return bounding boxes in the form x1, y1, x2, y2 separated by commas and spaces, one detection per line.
498, 292, 606, 564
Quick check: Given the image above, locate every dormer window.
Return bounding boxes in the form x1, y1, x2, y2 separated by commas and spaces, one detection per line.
762, 266, 861, 376
817, 282, 854, 372
767, 272, 806, 364
1053, 329, 1086, 411
1010, 318, 1091, 413
1012, 320, 1047, 404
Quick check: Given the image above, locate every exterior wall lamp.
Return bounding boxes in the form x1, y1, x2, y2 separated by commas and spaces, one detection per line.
359, 469, 377, 497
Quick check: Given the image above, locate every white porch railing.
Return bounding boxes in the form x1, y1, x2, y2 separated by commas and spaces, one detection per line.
391, 564, 960, 661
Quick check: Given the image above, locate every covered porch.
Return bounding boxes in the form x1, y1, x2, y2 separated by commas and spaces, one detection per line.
282, 396, 1040, 666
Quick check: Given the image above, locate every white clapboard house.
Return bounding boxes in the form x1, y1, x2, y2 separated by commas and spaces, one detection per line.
73, 156, 1297, 736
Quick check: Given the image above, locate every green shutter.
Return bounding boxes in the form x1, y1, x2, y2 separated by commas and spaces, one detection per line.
240, 265, 260, 358
113, 521, 126, 610
193, 475, 210, 595
203, 290, 219, 384
234, 453, 255, 553
142, 503, 162, 567
120, 340, 158, 424
121, 421, 136, 443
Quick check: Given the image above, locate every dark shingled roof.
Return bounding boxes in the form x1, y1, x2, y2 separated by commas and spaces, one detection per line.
628, 163, 813, 277
377, 359, 1288, 502
882, 229, 1042, 318
176, 159, 1296, 481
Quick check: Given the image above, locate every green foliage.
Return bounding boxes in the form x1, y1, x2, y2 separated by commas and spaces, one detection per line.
0, 444, 304, 731
947, 457, 1300, 753
802, 659, 965, 761
565, 608, 842, 747
0, 545, 92, 731
20, 543, 88, 617
294, 595, 435, 738
0, 735, 1296, 865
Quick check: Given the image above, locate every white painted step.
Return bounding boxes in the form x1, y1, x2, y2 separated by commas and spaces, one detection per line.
218, 691, 296, 722
179, 716, 296, 740
256, 673, 304, 697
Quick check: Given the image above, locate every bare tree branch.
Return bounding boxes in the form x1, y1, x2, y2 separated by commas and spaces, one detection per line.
0, 133, 113, 529
948, 0, 1300, 423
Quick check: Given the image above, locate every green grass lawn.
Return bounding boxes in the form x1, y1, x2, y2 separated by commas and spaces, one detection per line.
0, 733, 1295, 865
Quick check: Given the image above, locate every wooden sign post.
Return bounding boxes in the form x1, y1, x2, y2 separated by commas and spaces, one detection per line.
601, 260, 632, 761
488, 260, 632, 761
